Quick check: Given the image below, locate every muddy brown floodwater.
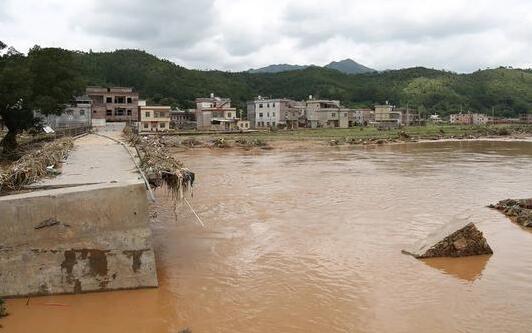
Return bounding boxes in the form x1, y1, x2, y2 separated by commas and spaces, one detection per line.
4, 140, 532, 333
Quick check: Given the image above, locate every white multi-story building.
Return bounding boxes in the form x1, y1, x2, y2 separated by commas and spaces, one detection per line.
247, 97, 305, 129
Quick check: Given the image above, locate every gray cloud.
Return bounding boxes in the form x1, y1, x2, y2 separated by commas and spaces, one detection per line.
74, 0, 218, 48
0, 0, 531, 72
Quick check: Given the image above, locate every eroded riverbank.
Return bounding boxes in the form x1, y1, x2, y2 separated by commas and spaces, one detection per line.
3, 140, 532, 332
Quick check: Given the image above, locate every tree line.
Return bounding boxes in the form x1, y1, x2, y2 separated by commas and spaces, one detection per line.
1, 45, 531, 151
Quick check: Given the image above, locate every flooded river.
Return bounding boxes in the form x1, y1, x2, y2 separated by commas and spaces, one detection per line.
4, 141, 532, 332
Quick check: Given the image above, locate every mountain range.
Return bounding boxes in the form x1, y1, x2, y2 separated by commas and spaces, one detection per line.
248, 59, 376, 75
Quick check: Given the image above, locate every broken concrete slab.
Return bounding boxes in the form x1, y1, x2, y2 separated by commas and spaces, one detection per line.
0, 182, 158, 297
402, 221, 493, 258
489, 198, 532, 228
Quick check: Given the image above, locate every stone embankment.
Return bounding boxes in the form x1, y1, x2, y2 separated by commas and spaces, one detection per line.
403, 221, 493, 258
489, 199, 532, 228
0, 132, 158, 297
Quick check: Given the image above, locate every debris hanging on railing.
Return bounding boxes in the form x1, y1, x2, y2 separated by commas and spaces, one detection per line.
123, 127, 194, 199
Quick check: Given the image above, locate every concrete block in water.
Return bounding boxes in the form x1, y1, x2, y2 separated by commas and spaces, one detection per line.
402, 221, 493, 258
0, 182, 158, 297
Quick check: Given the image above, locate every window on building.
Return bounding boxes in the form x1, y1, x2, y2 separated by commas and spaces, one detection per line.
106, 110, 113, 116
106, 97, 112, 103
160, 122, 166, 128
127, 97, 132, 104
154, 112, 159, 118
259, 104, 263, 108
267, 103, 270, 107
79, 110, 85, 116
145, 111, 150, 117
127, 109, 132, 116
331, 113, 336, 118
227, 112, 232, 118
273, 112, 275, 117
114, 96, 125, 104
344, 113, 348, 117
266, 122, 270, 126
144, 123, 149, 129
267, 112, 270, 117
272, 121, 276, 127
273, 103, 276, 107
115, 108, 125, 116
93, 110, 97, 113
259, 113, 263, 117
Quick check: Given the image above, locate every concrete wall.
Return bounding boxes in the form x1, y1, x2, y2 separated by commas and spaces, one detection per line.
0, 182, 157, 297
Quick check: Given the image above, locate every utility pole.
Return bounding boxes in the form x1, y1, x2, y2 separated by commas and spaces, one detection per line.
492, 106, 495, 125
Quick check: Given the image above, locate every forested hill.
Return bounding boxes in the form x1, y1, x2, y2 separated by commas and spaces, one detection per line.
71, 49, 531, 117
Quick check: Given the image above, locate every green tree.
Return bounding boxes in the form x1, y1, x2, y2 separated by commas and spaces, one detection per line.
0, 43, 82, 152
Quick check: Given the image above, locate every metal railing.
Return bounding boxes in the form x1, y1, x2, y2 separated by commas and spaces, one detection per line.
53, 125, 91, 138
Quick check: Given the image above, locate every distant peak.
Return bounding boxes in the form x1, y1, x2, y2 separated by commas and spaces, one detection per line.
325, 59, 376, 74
248, 58, 375, 75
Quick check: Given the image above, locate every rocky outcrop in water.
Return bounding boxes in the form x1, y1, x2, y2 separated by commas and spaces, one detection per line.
402, 222, 493, 258
489, 199, 532, 227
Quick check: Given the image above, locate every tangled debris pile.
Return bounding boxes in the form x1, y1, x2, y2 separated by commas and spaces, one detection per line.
124, 127, 194, 197
489, 198, 532, 227
211, 137, 230, 148
235, 137, 268, 148
0, 137, 73, 192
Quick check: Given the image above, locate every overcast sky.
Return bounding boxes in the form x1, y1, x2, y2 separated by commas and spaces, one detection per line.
1, 0, 531, 72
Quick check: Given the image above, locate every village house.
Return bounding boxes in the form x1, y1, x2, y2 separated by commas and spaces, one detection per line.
170, 108, 196, 129
450, 113, 488, 125
472, 113, 489, 125
305, 97, 350, 128
35, 95, 92, 129
374, 104, 402, 128
428, 114, 443, 123
195, 94, 238, 131
247, 97, 305, 129
237, 120, 251, 131
450, 113, 472, 125
520, 113, 532, 124
138, 105, 171, 132
86, 86, 139, 126
349, 109, 374, 126
396, 107, 422, 126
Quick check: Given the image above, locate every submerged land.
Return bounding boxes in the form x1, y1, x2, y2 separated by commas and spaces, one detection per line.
152, 124, 532, 150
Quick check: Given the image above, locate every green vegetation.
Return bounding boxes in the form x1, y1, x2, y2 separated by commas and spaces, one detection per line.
1, 45, 532, 149
0, 42, 83, 152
